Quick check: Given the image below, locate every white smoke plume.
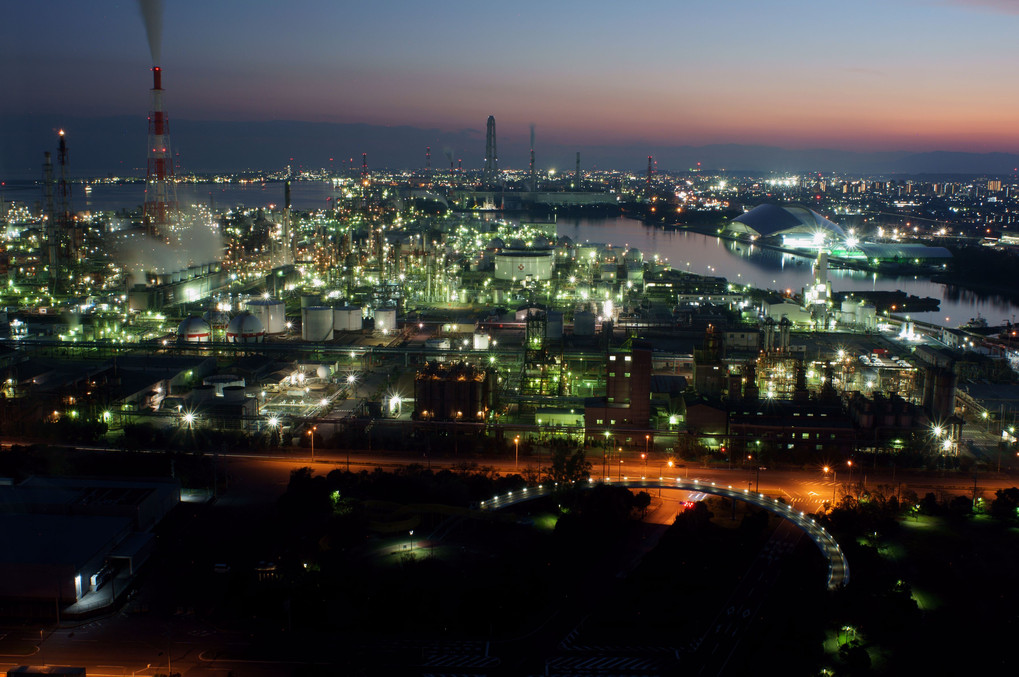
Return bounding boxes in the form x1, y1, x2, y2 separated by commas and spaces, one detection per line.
116, 207, 223, 284
136, 0, 163, 64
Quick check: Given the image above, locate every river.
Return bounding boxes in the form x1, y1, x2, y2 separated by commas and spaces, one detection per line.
65, 180, 1019, 326
557, 215, 1016, 328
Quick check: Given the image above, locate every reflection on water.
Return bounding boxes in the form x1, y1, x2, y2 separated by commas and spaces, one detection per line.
555, 215, 1017, 326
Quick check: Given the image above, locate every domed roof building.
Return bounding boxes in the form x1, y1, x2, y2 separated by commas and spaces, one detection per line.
725, 203, 845, 240
225, 311, 264, 343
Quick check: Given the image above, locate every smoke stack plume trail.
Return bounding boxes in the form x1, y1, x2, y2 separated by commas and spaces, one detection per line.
137, 0, 164, 64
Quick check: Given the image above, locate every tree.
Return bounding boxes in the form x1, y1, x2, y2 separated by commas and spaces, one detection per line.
632, 490, 651, 519
547, 447, 591, 485
991, 487, 1019, 520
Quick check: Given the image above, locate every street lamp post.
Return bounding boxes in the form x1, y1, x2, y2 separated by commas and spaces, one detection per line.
514, 435, 520, 470
824, 466, 837, 504
617, 447, 623, 480
307, 425, 317, 462
641, 452, 647, 475
847, 459, 854, 496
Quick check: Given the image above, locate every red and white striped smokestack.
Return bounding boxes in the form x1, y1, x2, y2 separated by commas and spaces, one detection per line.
144, 65, 175, 234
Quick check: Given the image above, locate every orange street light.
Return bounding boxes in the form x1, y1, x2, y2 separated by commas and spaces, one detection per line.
307, 425, 317, 462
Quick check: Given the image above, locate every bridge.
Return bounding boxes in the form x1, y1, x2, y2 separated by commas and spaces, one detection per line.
479, 476, 849, 591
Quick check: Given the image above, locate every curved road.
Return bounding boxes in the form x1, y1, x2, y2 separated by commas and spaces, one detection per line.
479, 476, 849, 590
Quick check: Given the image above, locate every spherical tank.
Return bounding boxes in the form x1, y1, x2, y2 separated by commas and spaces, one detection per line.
178, 316, 212, 343
226, 311, 265, 343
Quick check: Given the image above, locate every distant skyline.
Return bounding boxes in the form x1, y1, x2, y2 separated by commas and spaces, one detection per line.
3, 0, 1019, 174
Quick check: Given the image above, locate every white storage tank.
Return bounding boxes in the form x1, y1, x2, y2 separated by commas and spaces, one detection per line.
203, 374, 245, 396
374, 308, 397, 334
302, 306, 334, 341
494, 251, 554, 281
226, 311, 265, 343
858, 303, 877, 329
472, 333, 490, 350
246, 298, 287, 334
177, 316, 212, 343
576, 242, 601, 261
573, 310, 596, 336
301, 293, 321, 308
333, 306, 363, 332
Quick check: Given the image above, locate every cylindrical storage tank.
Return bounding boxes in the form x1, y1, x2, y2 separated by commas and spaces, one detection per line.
494, 251, 554, 281
247, 299, 286, 334
203, 374, 245, 396
623, 248, 643, 264
316, 365, 331, 380
333, 306, 363, 332
222, 385, 246, 404
302, 306, 334, 341
375, 308, 397, 334
472, 333, 490, 350
189, 384, 216, 404
226, 311, 265, 343
574, 310, 596, 336
301, 294, 321, 309
177, 316, 212, 343
858, 303, 876, 328
547, 311, 564, 339
576, 243, 600, 261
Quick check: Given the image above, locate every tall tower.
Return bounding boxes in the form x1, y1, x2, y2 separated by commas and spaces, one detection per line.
57, 131, 78, 269
574, 152, 581, 189
483, 115, 498, 186
280, 180, 294, 266
528, 124, 536, 192
144, 66, 175, 236
646, 155, 654, 190
42, 150, 60, 294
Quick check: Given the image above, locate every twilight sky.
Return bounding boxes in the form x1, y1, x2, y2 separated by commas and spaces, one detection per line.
3, 0, 1019, 170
